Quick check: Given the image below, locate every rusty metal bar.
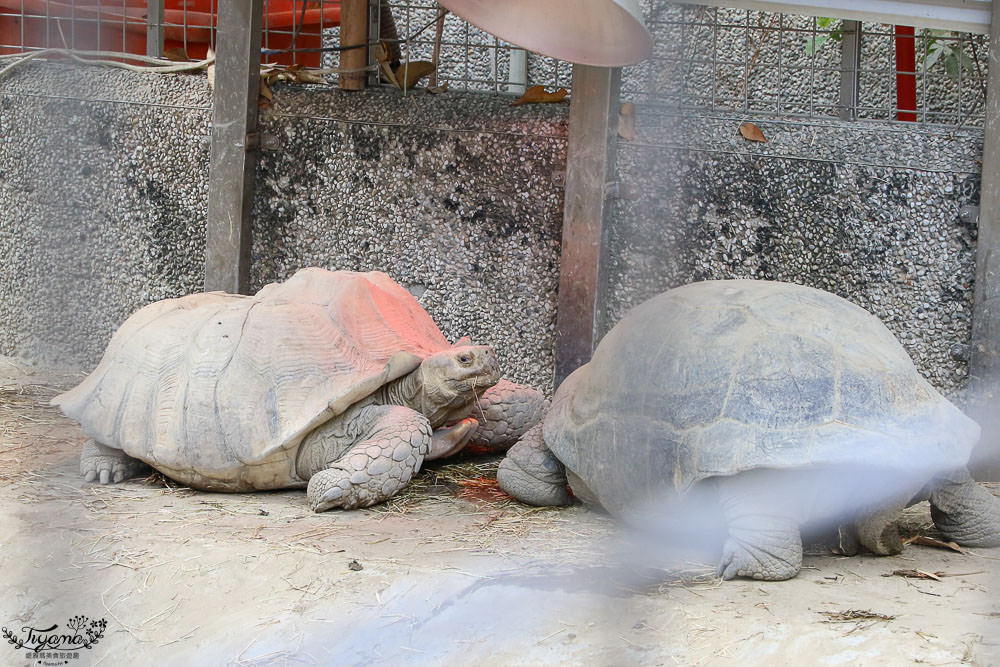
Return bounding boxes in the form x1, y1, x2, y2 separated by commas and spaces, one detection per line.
553, 64, 622, 388
968, 0, 1000, 480
339, 0, 369, 90
204, 0, 262, 294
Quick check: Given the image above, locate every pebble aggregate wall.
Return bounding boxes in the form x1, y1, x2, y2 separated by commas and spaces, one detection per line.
0, 64, 568, 394
0, 63, 211, 367
0, 62, 985, 401
608, 113, 982, 398
251, 86, 568, 391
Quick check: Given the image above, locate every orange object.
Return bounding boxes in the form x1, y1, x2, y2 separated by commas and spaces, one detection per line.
0, 0, 342, 66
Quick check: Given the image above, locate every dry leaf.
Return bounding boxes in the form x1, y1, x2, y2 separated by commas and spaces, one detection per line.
393, 61, 436, 90
512, 85, 568, 107
820, 609, 895, 623
206, 47, 215, 89
292, 68, 328, 85
374, 42, 399, 88
886, 569, 942, 581
739, 121, 767, 142
905, 535, 965, 553
426, 82, 449, 95
163, 47, 190, 62
618, 101, 636, 141
258, 77, 273, 109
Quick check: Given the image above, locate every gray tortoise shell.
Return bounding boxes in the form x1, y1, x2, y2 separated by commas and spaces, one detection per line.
544, 280, 981, 516
55, 268, 452, 490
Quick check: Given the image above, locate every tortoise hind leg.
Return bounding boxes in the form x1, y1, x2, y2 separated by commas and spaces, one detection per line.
928, 468, 1000, 547
80, 440, 149, 484
304, 405, 432, 512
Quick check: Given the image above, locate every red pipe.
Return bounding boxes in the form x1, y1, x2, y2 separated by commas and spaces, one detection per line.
895, 25, 917, 122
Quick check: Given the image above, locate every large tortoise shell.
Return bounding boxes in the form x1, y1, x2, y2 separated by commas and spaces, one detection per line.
544, 280, 980, 516
55, 268, 450, 489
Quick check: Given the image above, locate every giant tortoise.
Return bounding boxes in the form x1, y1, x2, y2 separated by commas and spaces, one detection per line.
498, 279, 1000, 580
55, 268, 544, 511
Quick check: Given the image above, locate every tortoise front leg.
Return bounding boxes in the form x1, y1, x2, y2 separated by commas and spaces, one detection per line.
715, 473, 803, 581
496, 424, 571, 506
467, 379, 547, 453
928, 467, 1000, 547
301, 405, 431, 511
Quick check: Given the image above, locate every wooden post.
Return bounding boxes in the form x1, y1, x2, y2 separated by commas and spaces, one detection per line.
339, 0, 369, 90
553, 65, 621, 388
204, 0, 262, 294
969, 1, 1000, 480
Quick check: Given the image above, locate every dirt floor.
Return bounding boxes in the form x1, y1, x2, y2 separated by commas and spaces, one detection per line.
1, 355, 999, 666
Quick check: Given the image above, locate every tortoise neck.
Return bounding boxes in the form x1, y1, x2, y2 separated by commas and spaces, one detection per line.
379, 366, 468, 428
380, 370, 421, 409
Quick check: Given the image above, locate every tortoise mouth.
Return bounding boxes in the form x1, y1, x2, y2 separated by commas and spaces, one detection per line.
426, 345, 501, 396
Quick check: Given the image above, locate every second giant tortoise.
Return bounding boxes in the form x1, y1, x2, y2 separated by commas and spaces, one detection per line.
498, 280, 1000, 580
56, 268, 544, 511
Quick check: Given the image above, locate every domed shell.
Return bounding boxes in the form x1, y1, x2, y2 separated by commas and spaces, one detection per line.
54, 269, 451, 491
544, 280, 980, 516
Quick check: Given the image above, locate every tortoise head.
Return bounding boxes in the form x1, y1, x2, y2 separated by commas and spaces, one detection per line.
414, 345, 500, 420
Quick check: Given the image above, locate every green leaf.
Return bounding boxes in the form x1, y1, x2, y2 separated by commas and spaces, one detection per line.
805, 34, 829, 55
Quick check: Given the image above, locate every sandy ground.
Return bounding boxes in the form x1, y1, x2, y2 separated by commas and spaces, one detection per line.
1, 355, 999, 667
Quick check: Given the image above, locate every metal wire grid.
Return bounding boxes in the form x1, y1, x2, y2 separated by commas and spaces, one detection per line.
625, 4, 988, 128
856, 22, 988, 126
0, 1, 214, 57
0, 1, 339, 62
322, 1, 572, 93
0, 2, 989, 127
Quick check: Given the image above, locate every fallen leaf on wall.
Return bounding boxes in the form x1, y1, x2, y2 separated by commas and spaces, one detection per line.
512, 86, 568, 106
426, 82, 449, 95
374, 42, 400, 88
163, 47, 190, 62
392, 61, 436, 91
618, 101, 636, 140
258, 77, 273, 109
739, 122, 767, 142
206, 47, 215, 89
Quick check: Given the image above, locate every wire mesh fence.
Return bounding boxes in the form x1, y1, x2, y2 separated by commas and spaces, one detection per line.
626, 4, 989, 127
0, 1, 991, 127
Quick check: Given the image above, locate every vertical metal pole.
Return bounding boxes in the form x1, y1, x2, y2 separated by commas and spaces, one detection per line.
146, 0, 165, 57
339, 0, 369, 90
837, 20, 861, 121
969, 2, 1000, 480
205, 0, 263, 294
553, 65, 621, 388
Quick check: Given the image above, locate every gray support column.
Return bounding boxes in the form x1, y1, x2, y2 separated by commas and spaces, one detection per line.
838, 20, 861, 120
204, 1, 263, 294
553, 65, 621, 388
969, 2, 1000, 480
146, 0, 164, 58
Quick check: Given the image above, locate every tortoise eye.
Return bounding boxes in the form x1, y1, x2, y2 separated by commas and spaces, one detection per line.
458, 354, 471, 365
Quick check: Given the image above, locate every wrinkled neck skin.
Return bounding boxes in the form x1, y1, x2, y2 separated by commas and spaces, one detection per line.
377, 366, 477, 428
